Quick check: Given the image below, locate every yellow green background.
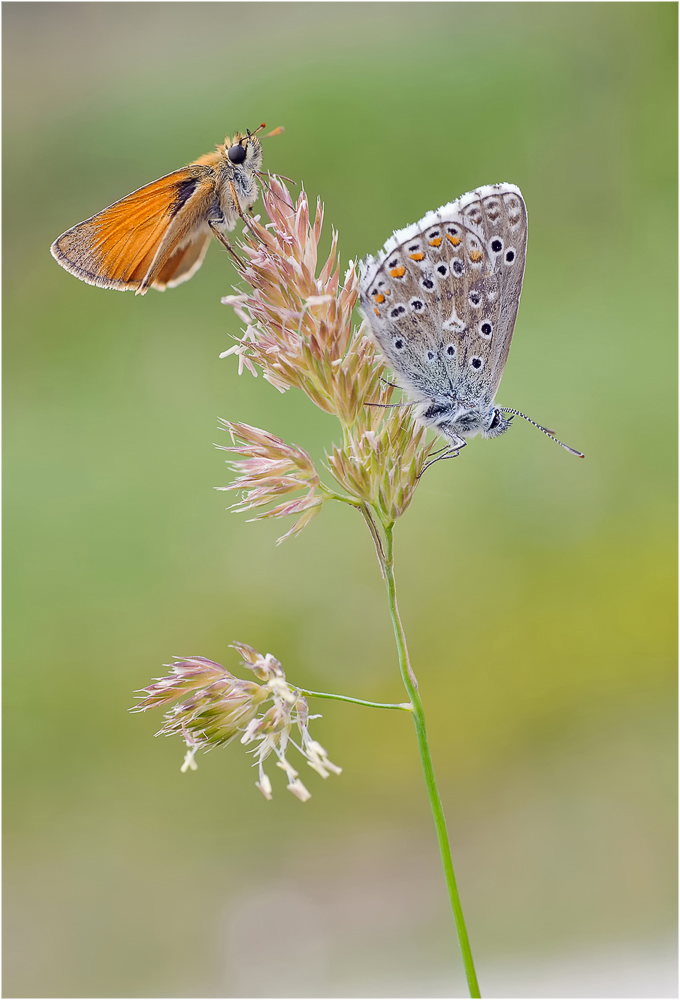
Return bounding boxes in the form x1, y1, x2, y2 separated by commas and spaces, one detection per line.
4, 3, 676, 996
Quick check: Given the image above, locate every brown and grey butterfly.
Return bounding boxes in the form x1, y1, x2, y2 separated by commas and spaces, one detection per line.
359, 183, 528, 453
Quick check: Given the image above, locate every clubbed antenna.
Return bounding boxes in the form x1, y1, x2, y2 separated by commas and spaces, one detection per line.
500, 407, 584, 457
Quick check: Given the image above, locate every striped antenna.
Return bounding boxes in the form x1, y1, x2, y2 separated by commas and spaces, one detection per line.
500, 408, 584, 458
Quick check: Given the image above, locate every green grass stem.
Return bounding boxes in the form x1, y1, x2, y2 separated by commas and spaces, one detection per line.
380, 520, 481, 998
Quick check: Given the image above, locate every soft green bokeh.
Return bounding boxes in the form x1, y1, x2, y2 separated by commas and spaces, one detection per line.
4, 3, 676, 997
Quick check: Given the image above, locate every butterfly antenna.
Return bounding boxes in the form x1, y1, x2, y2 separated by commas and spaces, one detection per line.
499, 407, 584, 458
246, 123, 268, 139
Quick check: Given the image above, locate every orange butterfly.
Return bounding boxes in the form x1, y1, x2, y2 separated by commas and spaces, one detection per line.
50, 123, 283, 295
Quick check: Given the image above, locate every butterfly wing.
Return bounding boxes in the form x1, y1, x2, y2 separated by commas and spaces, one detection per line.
50, 165, 217, 294
360, 183, 527, 406
458, 185, 527, 397
359, 208, 502, 406
152, 231, 212, 290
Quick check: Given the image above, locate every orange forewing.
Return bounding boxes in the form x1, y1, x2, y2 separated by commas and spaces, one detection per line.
51, 165, 216, 295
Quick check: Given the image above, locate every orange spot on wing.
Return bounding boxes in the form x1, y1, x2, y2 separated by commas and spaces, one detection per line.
409, 251, 425, 261
469, 250, 483, 262
390, 265, 406, 278
373, 307, 381, 316
447, 235, 461, 246
373, 293, 385, 303
429, 237, 442, 247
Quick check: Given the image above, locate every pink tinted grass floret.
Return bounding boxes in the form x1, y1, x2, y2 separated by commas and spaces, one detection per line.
132, 643, 340, 800
219, 176, 435, 534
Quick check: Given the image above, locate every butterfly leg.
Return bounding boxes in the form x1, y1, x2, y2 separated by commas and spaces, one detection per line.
418, 439, 467, 478
228, 180, 266, 245
366, 400, 414, 409
257, 172, 296, 209
208, 222, 246, 269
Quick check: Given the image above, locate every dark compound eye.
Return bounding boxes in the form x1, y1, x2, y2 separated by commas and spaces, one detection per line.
491, 239, 503, 253
227, 143, 247, 164
489, 409, 501, 430
505, 250, 515, 262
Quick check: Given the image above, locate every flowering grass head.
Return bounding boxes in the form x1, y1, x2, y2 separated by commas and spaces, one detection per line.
219, 176, 435, 537
215, 420, 329, 543
131, 643, 340, 800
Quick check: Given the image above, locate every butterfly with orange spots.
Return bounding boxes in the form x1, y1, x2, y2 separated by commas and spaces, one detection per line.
50, 124, 284, 295
360, 183, 584, 461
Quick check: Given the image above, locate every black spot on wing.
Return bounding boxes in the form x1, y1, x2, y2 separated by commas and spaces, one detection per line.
170, 177, 200, 218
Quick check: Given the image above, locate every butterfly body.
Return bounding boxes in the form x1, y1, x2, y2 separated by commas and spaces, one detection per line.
359, 183, 527, 452
51, 130, 264, 295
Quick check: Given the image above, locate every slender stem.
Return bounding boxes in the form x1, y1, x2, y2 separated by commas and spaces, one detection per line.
325, 490, 362, 509
296, 688, 413, 711
381, 521, 481, 998
359, 502, 387, 578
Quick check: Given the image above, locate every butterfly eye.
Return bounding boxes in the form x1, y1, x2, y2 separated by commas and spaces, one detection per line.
228, 143, 247, 164
488, 408, 502, 430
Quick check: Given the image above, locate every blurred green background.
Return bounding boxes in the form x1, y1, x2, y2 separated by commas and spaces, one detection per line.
4, 3, 677, 997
